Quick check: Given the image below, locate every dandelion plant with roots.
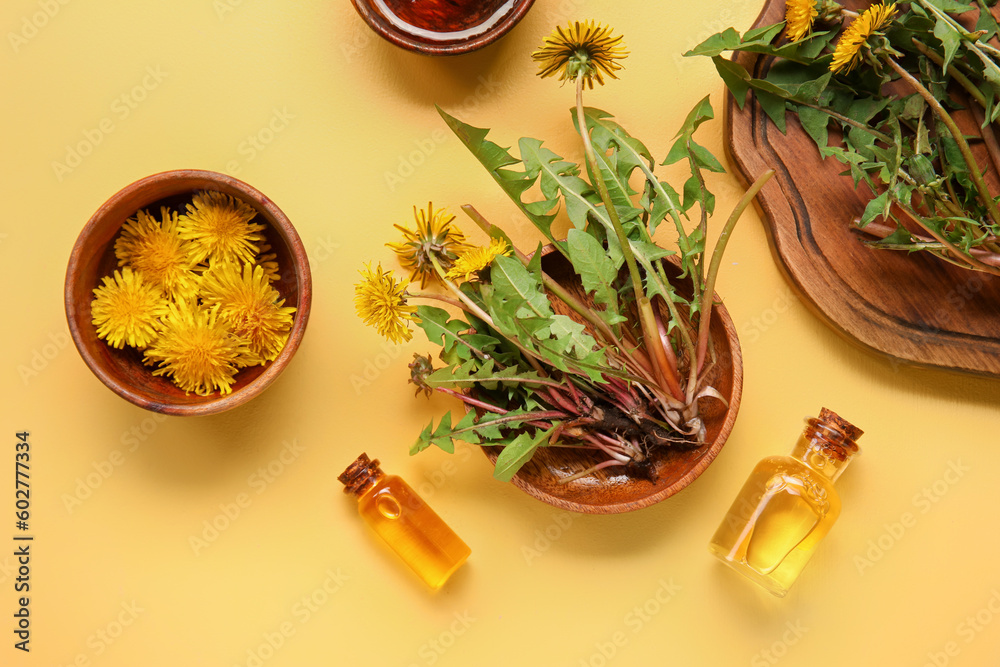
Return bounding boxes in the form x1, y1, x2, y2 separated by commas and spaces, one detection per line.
689, 0, 1000, 276
354, 21, 773, 484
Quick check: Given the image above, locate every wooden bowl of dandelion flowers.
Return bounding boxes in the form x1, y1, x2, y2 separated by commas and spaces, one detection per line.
65, 170, 312, 416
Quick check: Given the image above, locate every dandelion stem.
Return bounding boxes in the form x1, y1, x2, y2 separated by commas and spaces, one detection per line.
696, 169, 774, 376
573, 73, 669, 391
580, 434, 632, 463
688, 136, 710, 299
563, 375, 584, 408
634, 257, 694, 405
885, 56, 1000, 227
910, 38, 988, 110
653, 303, 683, 394
894, 205, 1000, 276
410, 292, 466, 310
544, 386, 580, 414
411, 293, 492, 361
574, 75, 644, 301
639, 297, 681, 401
435, 387, 508, 414
428, 255, 549, 375
557, 459, 624, 484
855, 219, 1000, 268
918, 0, 1000, 60
795, 101, 894, 145
461, 204, 650, 375
970, 104, 1000, 200
471, 410, 569, 429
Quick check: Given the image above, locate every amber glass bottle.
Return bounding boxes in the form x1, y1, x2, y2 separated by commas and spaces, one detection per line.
708, 408, 863, 597
339, 453, 470, 589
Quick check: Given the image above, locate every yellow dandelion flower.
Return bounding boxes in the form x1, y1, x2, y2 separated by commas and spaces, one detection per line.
387, 203, 470, 288
91, 267, 169, 349
785, 0, 819, 42
354, 263, 417, 344
532, 20, 628, 89
143, 299, 258, 396
178, 191, 265, 265
446, 238, 510, 282
830, 2, 896, 74
200, 261, 296, 362
114, 206, 200, 300
256, 238, 281, 283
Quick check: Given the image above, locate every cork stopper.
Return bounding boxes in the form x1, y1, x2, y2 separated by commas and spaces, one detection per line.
818, 407, 864, 441
338, 452, 383, 496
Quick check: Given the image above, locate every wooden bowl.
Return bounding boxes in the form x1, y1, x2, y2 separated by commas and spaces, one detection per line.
484, 249, 742, 513
350, 0, 535, 56
64, 170, 312, 416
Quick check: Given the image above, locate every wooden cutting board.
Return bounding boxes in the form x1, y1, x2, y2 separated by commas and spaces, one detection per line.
725, 0, 1000, 376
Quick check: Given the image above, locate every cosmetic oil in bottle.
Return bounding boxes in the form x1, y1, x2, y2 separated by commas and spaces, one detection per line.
339, 453, 470, 589
708, 408, 862, 597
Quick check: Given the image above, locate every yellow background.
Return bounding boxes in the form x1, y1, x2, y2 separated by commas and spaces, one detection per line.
3, 0, 1000, 665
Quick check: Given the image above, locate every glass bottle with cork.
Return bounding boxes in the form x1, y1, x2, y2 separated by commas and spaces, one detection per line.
339, 453, 470, 589
708, 408, 863, 597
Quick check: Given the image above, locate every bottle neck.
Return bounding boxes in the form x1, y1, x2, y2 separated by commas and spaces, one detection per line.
338, 453, 386, 497
790, 417, 860, 483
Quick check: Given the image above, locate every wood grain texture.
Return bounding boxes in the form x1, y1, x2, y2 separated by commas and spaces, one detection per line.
484, 249, 742, 514
726, 0, 1000, 376
64, 170, 312, 416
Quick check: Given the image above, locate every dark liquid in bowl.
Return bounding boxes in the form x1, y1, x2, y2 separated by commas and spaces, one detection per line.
381, 0, 513, 34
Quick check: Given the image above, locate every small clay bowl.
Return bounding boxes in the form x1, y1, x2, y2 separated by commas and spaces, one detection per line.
350, 0, 535, 55
64, 169, 312, 416
483, 249, 743, 513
